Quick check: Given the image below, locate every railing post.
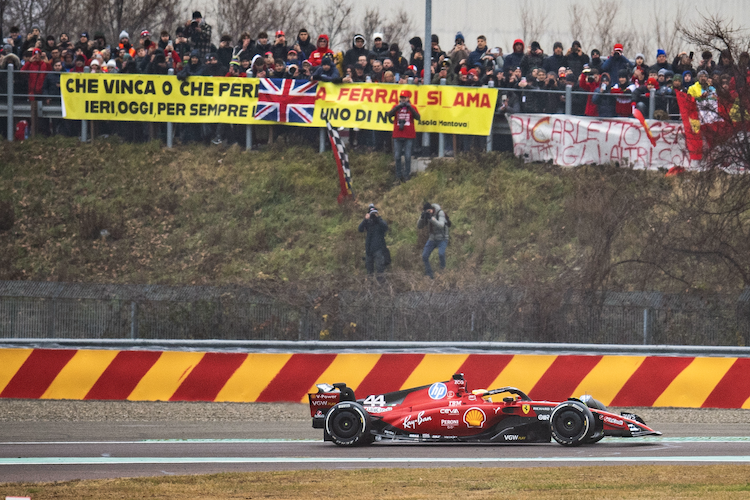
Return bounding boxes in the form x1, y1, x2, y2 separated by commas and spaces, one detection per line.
565, 84, 573, 115
166, 68, 174, 148
319, 127, 325, 153
81, 66, 90, 142
131, 301, 138, 339
649, 91, 655, 120
246, 125, 252, 151
6, 63, 13, 142
486, 80, 494, 152
438, 77, 446, 158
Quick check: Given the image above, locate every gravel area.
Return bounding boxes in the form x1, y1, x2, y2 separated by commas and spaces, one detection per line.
0, 400, 748, 424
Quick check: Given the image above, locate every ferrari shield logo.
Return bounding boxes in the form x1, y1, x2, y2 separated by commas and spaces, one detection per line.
522, 404, 530, 414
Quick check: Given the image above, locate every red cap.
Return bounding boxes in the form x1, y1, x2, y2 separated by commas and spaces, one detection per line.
140, 30, 150, 38
32, 48, 42, 54
460, 67, 468, 75
614, 43, 623, 52
647, 77, 658, 86
275, 30, 285, 37
265, 51, 273, 56
399, 90, 411, 98
468, 68, 479, 76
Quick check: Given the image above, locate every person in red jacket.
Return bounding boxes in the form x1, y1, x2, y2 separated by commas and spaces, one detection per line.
386, 90, 421, 182
578, 66, 600, 116
309, 34, 334, 67
21, 48, 52, 100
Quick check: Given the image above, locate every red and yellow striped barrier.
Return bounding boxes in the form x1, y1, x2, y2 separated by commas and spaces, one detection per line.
1, 348, 750, 408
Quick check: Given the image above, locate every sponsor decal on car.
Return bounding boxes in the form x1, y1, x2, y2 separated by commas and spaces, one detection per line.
522, 404, 530, 414
403, 411, 432, 429
441, 419, 460, 429
504, 434, 526, 441
537, 413, 550, 421
365, 406, 393, 413
428, 383, 448, 400
449, 400, 461, 407
440, 408, 459, 414
447, 391, 455, 398
604, 416, 624, 426
463, 407, 486, 428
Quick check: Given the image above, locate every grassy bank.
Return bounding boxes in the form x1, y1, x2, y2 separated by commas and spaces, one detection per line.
0, 137, 744, 292
2, 466, 750, 499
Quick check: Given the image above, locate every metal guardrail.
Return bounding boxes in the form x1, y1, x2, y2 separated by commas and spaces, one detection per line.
1, 282, 748, 346
1, 338, 749, 357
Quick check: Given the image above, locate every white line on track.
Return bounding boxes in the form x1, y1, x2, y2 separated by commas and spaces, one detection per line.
2, 437, 750, 445
2, 456, 750, 466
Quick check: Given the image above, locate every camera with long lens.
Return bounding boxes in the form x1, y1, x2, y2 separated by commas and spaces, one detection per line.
398, 119, 406, 131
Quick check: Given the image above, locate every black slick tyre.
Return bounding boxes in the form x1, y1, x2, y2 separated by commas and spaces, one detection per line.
325, 402, 372, 446
550, 400, 596, 446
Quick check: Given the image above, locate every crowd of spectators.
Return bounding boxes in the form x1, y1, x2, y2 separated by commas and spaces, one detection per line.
3, 14, 750, 141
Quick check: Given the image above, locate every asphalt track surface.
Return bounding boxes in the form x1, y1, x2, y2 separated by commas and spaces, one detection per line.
2, 420, 750, 482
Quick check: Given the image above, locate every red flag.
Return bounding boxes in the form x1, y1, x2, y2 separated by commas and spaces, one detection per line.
633, 108, 657, 147
676, 91, 704, 160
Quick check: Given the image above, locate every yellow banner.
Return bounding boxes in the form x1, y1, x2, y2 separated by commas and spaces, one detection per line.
312, 83, 497, 135
62, 74, 260, 124
61, 74, 497, 135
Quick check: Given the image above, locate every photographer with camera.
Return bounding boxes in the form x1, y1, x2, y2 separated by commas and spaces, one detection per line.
418, 202, 449, 279
358, 204, 390, 279
386, 90, 421, 183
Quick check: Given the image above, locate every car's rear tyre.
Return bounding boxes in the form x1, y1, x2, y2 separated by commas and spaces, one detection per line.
550, 400, 595, 446
325, 402, 372, 446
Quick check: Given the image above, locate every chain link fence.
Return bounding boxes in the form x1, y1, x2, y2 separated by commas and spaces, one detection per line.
0, 281, 748, 346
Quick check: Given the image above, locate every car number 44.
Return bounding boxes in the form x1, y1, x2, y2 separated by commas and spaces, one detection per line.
364, 394, 386, 406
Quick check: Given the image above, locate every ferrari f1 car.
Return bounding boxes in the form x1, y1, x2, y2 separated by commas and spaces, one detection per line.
308, 373, 661, 446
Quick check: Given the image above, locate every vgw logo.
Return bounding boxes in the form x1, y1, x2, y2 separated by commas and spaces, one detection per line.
428, 382, 448, 400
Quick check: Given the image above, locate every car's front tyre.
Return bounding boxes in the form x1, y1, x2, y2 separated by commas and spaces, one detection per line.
550, 400, 595, 446
325, 402, 372, 446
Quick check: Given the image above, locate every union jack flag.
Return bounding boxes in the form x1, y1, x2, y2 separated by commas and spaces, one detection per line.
253, 78, 318, 124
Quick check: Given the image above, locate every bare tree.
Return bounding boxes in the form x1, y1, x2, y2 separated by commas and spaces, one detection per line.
677, 13, 750, 58
215, 0, 308, 41
518, 0, 548, 47
652, 4, 685, 59
356, 6, 415, 54
311, 0, 353, 51
567, 4, 586, 48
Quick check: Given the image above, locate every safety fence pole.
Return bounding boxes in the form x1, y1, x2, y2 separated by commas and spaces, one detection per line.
166, 69, 174, 147
6, 64, 14, 142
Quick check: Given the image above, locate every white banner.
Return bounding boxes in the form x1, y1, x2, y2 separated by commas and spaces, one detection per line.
508, 114, 692, 170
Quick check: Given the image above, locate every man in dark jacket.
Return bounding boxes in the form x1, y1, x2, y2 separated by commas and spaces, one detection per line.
542, 42, 567, 74
312, 55, 340, 82
602, 43, 633, 81
468, 35, 489, 67
271, 30, 288, 61
520, 41, 545, 77
358, 204, 389, 278
294, 29, 315, 61
372, 32, 389, 60
565, 41, 589, 77
344, 34, 368, 68
504, 39, 525, 73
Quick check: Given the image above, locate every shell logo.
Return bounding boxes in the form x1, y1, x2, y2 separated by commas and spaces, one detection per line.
463, 407, 486, 428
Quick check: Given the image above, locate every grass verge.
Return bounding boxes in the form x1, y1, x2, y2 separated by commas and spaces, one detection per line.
2, 465, 750, 499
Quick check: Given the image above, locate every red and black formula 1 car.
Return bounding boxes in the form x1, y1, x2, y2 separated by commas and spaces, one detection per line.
309, 373, 661, 446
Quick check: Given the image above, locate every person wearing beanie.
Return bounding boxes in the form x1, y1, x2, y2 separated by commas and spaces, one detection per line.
430, 34, 446, 64
358, 204, 390, 279
649, 48, 672, 74
372, 32, 388, 59
118, 31, 135, 58
184, 9, 213, 58
312, 53, 340, 81
447, 34, 470, 71
565, 40, 589, 77
602, 42, 633, 82
543, 41, 566, 74
520, 40, 544, 77
418, 201, 450, 279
